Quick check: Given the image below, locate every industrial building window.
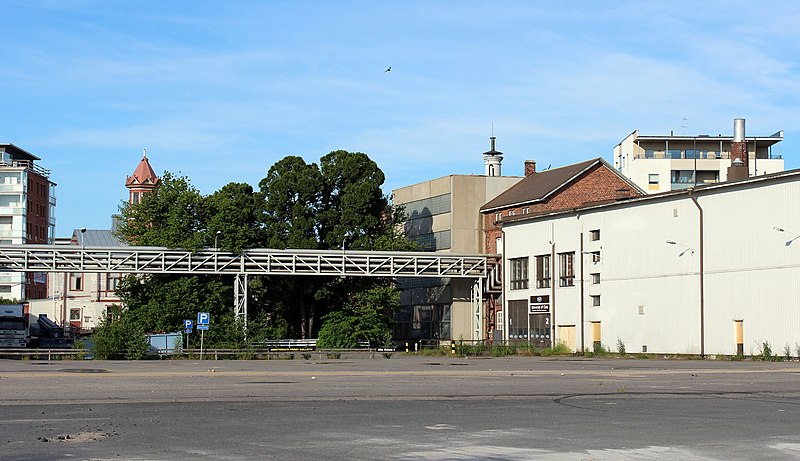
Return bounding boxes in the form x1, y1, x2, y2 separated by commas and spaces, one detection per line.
589, 229, 600, 241
509, 257, 528, 290
70, 273, 83, 291
591, 295, 601, 306
535, 254, 550, 289
558, 252, 575, 287
591, 273, 600, 284
648, 174, 659, 185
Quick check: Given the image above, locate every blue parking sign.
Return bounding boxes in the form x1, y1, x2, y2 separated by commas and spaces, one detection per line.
184, 319, 193, 330
197, 312, 210, 325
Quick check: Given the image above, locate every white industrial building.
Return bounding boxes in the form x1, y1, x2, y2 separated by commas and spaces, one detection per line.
500, 168, 800, 356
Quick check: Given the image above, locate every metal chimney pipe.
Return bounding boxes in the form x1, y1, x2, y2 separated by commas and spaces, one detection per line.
733, 118, 746, 142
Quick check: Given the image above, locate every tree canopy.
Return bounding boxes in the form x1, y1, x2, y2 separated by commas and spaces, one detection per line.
111, 150, 413, 348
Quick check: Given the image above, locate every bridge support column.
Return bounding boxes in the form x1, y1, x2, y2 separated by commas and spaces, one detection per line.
472, 277, 483, 342
234, 273, 248, 329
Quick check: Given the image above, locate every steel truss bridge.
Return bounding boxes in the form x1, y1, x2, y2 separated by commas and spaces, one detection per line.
0, 245, 497, 339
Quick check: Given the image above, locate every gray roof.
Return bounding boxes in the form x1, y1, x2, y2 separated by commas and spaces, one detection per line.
71, 229, 127, 247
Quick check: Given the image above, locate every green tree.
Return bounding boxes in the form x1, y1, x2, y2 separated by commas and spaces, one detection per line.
205, 182, 263, 253
117, 172, 206, 251
116, 274, 229, 333
316, 285, 399, 348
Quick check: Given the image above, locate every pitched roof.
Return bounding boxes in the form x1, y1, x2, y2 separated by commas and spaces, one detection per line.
126, 152, 160, 187
71, 229, 126, 247
480, 157, 642, 212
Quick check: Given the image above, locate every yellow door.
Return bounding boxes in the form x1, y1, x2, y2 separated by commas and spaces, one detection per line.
558, 325, 576, 352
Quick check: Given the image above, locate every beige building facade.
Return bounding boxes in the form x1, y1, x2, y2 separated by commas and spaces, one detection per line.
392, 140, 522, 342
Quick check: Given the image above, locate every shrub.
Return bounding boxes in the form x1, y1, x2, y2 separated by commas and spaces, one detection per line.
540, 341, 572, 357
616, 338, 626, 356
91, 313, 150, 360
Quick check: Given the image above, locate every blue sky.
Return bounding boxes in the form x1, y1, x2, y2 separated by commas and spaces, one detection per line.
2, 1, 799, 236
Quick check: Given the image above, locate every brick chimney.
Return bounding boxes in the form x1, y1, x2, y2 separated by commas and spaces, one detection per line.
524, 160, 537, 176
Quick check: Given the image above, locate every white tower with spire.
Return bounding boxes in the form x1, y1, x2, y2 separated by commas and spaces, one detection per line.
483, 136, 503, 177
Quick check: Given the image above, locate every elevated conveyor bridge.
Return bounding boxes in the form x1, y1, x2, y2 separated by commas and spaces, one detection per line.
0, 245, 497, 339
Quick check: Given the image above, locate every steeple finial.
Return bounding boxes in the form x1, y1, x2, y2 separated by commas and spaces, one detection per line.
143, 148, 147, 159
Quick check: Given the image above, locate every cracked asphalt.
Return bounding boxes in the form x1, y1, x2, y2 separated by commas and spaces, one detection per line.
2, 356, 800, 460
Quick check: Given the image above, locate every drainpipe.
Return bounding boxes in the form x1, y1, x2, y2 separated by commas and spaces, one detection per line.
689, 188, 705, 357
501, 226, 509, 342
550, 234, 556, 346
579, 231, 585, 354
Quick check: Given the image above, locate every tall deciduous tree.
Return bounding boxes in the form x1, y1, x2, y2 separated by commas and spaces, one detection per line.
118, 172, 206, 250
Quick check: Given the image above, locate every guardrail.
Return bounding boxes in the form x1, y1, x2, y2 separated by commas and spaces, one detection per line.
0, 347, 391, 361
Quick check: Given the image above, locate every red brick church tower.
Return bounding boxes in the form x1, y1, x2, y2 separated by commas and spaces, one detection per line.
125, 149, 160, 204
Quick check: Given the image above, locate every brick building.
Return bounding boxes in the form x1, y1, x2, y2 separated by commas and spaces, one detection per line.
479, 157, 644, 340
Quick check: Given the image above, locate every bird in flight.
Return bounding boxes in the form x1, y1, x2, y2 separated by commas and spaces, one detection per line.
385, 66, 391, 72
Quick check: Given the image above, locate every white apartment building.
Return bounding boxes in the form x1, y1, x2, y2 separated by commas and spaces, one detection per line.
501, 168, 800, 356
0, 144, 56, 301
614, 119, 783, 194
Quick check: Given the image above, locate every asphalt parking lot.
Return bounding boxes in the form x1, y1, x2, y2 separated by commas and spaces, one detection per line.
2, 356, 800, 460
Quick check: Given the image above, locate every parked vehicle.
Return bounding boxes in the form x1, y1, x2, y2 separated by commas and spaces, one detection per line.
0, 304, 29, 348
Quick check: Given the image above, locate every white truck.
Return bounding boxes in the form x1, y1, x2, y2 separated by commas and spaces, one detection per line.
0, 304, 29, 348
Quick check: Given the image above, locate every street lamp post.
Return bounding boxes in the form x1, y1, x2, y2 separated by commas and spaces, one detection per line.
773, 227, 800, 246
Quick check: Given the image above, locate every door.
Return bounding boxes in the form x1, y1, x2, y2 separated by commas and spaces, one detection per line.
558, 325, 576, 352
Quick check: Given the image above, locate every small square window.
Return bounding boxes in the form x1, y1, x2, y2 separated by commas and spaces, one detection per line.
70, 308, 81, 321
648, 174, 659, 185
591, 295, 601, 306
589, 229, 600, 241
591, 273, 600, 284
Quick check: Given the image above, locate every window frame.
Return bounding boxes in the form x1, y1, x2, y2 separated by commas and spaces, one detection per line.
535, 254, 551, 289
558, 252, 575, 287
509, 257, 529, 290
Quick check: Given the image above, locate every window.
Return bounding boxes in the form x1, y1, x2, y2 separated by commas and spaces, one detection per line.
495, 212, 501, 222
589, 229, 600, 241
535, 254, 551, 288
685, 149, 700, 159
648, 174, 659, 185
666, 149, 682, 159
70, 308, 81, 321
106, 273, 122, 291
131, 191, 141, 204
591, 295, 601, 306
558, 252, 575, 287
522, 207, 530, 215
70, 273, 82, 291
588, 251, 600, 263
591, 273, 600, 284
509, 257, 529, 290
508, 209, 516, 217
495, 237, 502, 254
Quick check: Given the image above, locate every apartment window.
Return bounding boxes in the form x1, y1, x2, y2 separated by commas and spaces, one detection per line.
509, 257, 529, 290
591, 273, 600, 284
495, 212, 501, 222
558, 252, 575, 287
70, 273, 83, 291
589, 229, 600, 241
588, 251, 600, 263
648, 174, 659, 185
522, 207, 530, 215
591, 295, 601, 306
70, 308, 81, 321
508, 209, 516, 217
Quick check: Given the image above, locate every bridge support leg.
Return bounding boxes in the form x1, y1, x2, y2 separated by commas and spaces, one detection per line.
472, 277, 483, 342
234, 273, 248, 329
